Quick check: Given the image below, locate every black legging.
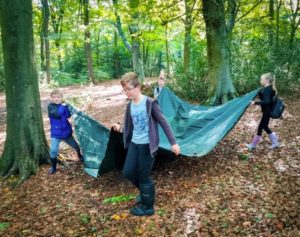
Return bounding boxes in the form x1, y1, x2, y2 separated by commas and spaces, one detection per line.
257, 112, 272, 136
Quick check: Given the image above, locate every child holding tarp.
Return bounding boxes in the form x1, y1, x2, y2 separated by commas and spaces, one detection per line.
48, 89, 83, 174
153, 70, 166, 99
113, 72, 180, 216
247, 73, 280, 150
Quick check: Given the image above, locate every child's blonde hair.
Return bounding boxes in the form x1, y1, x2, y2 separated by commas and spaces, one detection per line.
50, 88, 63, 97
120, 72, 141, 88
261, 72, 277, 95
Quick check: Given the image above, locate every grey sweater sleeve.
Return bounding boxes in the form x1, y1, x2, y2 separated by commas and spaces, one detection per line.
151, 101, 176, 145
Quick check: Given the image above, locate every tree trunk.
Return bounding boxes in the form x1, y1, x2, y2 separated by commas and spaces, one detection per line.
50, 3, 64, 71
83, 0, 95, 83
269, 0, 275, 46
165, 24, 170, 77
113, 0, 145, 82
130, 26, 145, 81
275, 0, 282, 48
96, 29, 100, 67
41, 0, 51, 83
0, 0, 49, 186
202, 0, 236, 105
226, 0, 238, 74
55, 41, 63, 71
113, 30, 121, 78
183, 0, 194, 73
128, 0, 145, 81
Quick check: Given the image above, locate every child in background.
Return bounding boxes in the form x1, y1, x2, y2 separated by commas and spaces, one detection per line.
153, 70, 166, 99
247, 73, 280, 150
114, 72, 180, 216
48, 89, 83, 174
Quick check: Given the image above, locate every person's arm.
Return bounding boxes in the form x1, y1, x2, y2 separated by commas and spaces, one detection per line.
48, 103, 61, 118
153, 87, 159, 98
64, 103, 72, 118
152, 103, 180, 155
151, 101, 175, 145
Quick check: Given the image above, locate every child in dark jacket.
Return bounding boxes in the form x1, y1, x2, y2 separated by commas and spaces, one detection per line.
247, 73, 280, 150
113, 72, 180, 216
48, 89, 83, 174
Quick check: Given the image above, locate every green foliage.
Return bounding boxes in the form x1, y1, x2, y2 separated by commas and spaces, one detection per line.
79, 213, 91, 224
0, 222, 10, 232
51, 70, 86, 87
27, 0, 300, 98
103, 194, 135, 205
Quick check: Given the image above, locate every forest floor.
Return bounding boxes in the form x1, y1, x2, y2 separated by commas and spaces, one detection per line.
0, 80, 299, 237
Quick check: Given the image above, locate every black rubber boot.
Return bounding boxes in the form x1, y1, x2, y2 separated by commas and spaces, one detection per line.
48, 158, 57, 174
130, 184, 155, 216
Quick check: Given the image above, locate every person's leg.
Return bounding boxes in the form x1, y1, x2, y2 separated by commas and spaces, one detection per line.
122, 142, 139, 188
260, 113, 279, 149
64, 135, 83, 161
260, 112, 272, 135
260, 113, 279, 148
247, 115, 264, 150
130, 144, 156, 216
49, 137, 60, 174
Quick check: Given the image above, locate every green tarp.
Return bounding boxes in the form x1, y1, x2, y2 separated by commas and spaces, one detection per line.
69, 88, 258, 177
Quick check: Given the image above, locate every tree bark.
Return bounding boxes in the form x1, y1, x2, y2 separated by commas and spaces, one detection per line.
50, 2, 64, 70
41, 0, 51, 83
83, 0, 95, 83
183, 0, 195, 73
0, 0, 49, 186
113, 0, 145, 82
202, 0, 236, 105
165, 24, 170, 77
269, 0, 275, 46
113, 30, 121, 78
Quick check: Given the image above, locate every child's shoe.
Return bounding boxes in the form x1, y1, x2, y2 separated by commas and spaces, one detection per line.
268, 132, 279, 149
48, 167, 56, 174
130, 205, 154, 216
246, 135, 262, 150
48, 157, 57, 174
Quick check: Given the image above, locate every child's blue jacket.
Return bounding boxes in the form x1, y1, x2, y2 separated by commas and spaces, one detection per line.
48, 103, 72, 139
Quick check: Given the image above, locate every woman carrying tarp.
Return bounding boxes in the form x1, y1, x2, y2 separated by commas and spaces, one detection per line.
247, 72, 280, 150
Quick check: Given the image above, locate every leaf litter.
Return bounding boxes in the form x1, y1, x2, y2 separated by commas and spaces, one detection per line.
0, 80, 299, 236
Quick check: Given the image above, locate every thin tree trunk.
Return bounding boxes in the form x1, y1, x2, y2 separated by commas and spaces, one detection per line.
113, 30, 121, 78
202, 0, 236, 105
276, 0, 282, 47
50, 3, 64, 71
55, 41, 63, 70
183, 0, 194, 73
96, 29, 100, 67
269, 0, 275, 46
41, 0, 51, 82
165, 24, 170, 77
40, 33, 45, 71
83, 0, 95, 83
0, 0, 49, 186
113, 0, 145, 82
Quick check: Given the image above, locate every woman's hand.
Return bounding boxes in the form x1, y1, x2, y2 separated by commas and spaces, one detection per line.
112, 123, 122, 132
171, 144, 180, 155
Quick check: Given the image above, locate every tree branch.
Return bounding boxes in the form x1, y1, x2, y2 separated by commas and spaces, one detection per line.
235, 0, 263, 23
